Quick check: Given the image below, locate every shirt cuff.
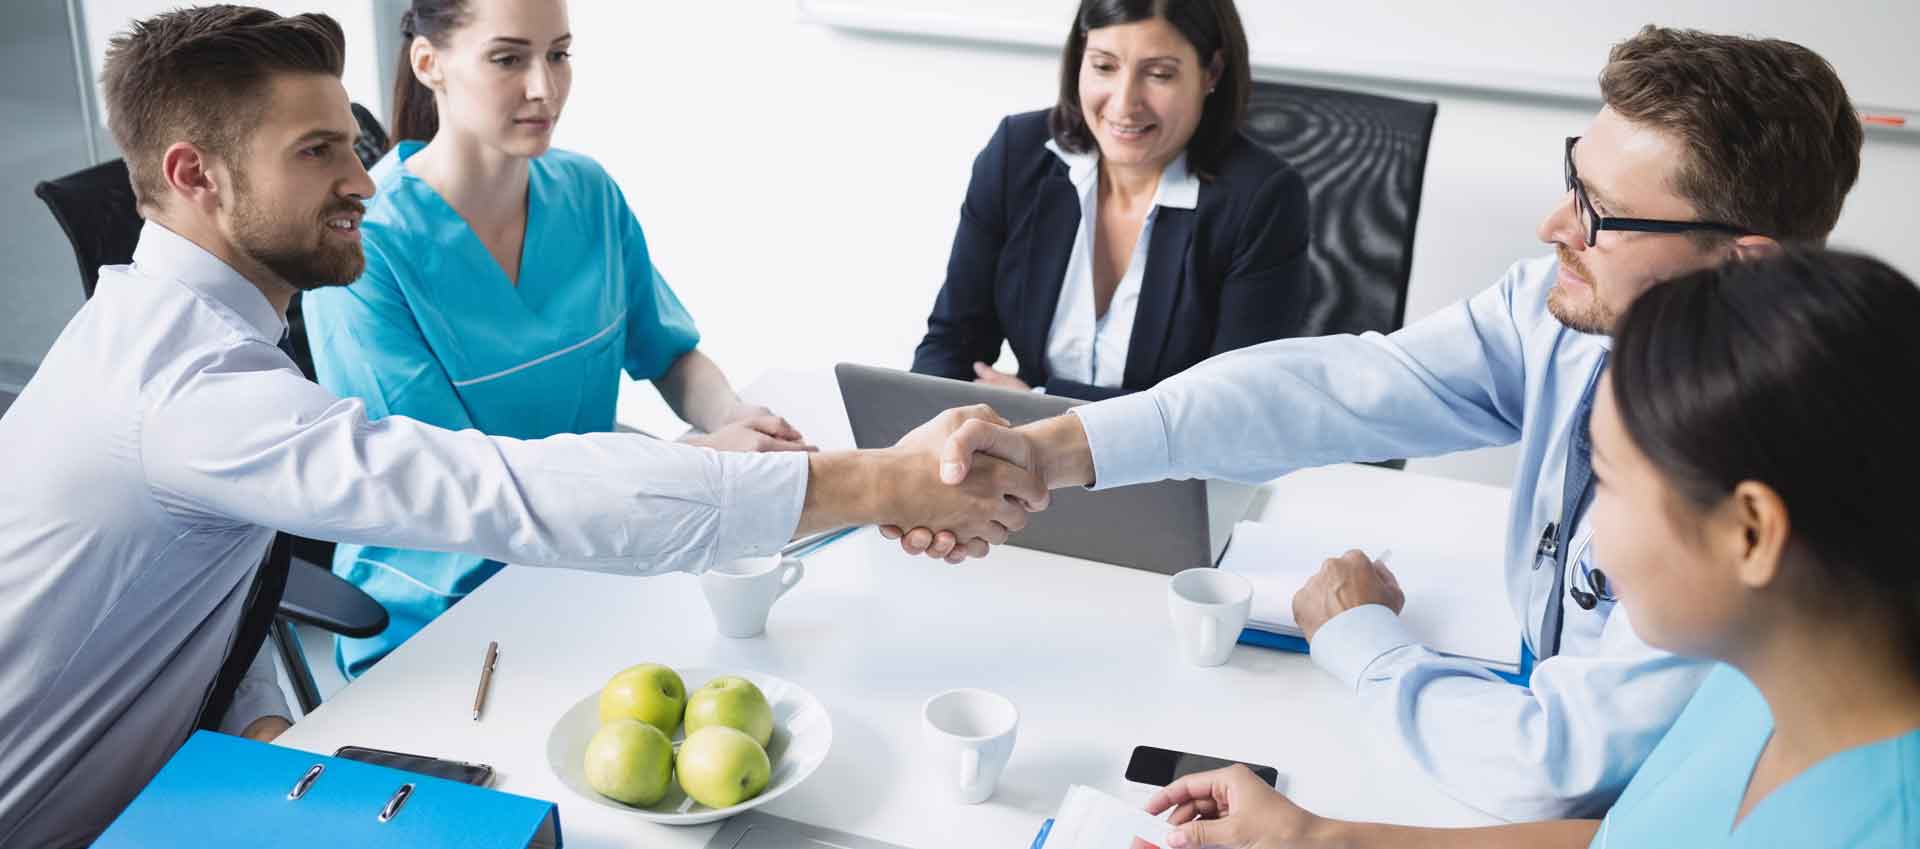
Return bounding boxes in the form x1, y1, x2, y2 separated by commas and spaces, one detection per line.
713, 450, 809, 560
218, 644, 293, 736
1309, 603, 1420, 691
1070, 390, 1171, 491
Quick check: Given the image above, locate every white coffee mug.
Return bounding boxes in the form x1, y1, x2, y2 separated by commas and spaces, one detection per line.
700, 556, 805, 638
922, 688, 1019, 804
1167, 568, 1254, 667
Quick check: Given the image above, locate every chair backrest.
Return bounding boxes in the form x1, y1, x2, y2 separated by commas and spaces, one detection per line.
194, 532, 292, 732
1240, 81, 1437, 336
32, 158, 142, 300
350, 102, 390, 168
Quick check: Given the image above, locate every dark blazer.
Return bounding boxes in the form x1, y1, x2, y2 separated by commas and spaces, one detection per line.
911, 109, 1311, 401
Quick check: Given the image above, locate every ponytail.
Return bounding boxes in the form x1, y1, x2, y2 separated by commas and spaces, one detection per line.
387, 1, 468, 149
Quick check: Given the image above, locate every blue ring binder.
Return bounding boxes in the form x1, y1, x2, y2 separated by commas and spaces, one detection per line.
94, 732, 565, 848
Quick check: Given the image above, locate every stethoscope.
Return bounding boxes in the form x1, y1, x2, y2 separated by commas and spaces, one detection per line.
1536, 521, 1618, 610
1570, 556, 1614, 610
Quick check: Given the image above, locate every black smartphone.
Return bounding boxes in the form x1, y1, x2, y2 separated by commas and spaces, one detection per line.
334, 745, 495, 787
1125, 745, 1278, 787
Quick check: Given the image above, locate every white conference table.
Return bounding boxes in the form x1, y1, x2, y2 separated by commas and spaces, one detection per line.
278, 369, 1504, 848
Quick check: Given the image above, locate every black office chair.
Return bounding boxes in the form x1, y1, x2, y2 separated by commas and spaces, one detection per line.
1241, 81, 1436, 472
1242, 80, 1437, 338
33, 103, 394, 714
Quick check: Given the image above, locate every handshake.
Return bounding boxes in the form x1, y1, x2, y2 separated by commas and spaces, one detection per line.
860, 405, 1067, 563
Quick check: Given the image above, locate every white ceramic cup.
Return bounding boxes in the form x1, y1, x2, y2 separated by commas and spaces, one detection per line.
1167, 568, 1254, 667
921, 688, 1019, 804
700, 556, 805, 638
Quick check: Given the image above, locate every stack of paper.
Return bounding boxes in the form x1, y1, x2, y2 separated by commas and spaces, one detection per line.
1217, 466, 1522, 674
1039, 785, 1173, 849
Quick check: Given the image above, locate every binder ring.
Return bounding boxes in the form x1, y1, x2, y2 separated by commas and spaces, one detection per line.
286, 764, 324, 801
378, 783, 415, 823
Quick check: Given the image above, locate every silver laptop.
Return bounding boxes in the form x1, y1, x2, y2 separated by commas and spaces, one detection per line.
836, 363, 1253, 575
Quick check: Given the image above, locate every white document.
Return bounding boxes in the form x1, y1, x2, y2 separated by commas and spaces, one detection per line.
1218, 466, 1522, 673
1043, 785, 1175, 849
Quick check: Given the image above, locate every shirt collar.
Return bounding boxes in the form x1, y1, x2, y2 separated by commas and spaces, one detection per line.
1044, 139, 1200, 211
131, 220, 288, 343
1154, 153, 1199, 210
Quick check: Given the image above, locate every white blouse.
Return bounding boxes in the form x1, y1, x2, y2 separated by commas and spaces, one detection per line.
1041, 139, 1200, 389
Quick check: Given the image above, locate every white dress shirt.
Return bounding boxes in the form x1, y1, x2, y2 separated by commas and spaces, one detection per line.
1073, 254, 1709, 820
1042, 141, 1199, 388
0, 222, 806, 848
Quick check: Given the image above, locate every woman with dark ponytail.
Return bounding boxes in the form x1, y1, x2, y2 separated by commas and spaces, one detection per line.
301, 0, 812, 677
1127, 247, 1920, 849
386, 3, 445, 145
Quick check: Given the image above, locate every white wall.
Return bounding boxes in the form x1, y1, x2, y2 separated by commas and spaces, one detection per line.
803, 0, 1920, 114
76, 0, 390, 128
566, 1, 1920, 486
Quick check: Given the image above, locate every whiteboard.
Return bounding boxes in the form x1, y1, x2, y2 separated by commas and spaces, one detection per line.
797, 0, 1919, 119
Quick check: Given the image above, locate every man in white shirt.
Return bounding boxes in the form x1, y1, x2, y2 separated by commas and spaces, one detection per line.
901, 27, 1865, 820
0, 8, 1040, 846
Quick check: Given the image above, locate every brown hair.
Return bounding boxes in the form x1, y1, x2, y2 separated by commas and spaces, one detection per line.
389, 0, 472, 148
101, 4, 345, 215
1049, 0, 1251, 180
1599, 26, 1862, 244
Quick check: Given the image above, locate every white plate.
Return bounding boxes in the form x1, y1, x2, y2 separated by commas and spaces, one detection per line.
544, 666, 833, 826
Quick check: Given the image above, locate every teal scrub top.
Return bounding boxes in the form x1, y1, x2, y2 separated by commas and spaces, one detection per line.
1593, 664, 1919, 848
302, 142, 699, 677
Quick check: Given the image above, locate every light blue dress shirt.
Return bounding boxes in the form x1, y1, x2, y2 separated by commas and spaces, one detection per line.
0, 223, 803, 848
1593, 664, 1919, 848
302, 142, 703, 677
1073, 254, 1709, 819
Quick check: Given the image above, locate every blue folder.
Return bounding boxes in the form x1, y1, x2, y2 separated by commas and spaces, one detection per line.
95, 731, 562, 848
1237, 627, 1535, 686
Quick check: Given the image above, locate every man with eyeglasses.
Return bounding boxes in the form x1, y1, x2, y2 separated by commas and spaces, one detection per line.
891, 26, 1864, 820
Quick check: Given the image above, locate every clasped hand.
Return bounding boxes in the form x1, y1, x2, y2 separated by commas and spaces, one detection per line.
877, 406, 1050, 563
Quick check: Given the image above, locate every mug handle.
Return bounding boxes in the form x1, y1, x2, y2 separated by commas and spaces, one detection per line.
776, 560, 805, 597
959, 747, 980, 792
1199, 614, 1219, 660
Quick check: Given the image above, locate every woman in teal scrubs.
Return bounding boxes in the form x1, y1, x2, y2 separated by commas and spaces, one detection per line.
1126, 249, 1920, 849
303, 0, 811, 676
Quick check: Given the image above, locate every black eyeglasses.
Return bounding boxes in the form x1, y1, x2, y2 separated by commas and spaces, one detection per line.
1563, 136, 1750, 248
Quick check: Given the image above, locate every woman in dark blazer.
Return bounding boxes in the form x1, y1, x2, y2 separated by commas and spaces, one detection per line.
912, 0, 1309, 402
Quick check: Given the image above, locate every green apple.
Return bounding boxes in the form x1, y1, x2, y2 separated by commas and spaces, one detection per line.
584, 719, 674, 807
683, 676, 775, 748
676, 726, 771, 808
599, 663, 686, 735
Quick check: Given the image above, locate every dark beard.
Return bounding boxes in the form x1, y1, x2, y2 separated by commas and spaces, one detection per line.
227, 168, 366, 289
246, 238, 365, 291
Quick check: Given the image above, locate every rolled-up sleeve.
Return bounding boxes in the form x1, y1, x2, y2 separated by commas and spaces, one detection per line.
710, 449, 809, 562
1071, 390, 1172, 490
